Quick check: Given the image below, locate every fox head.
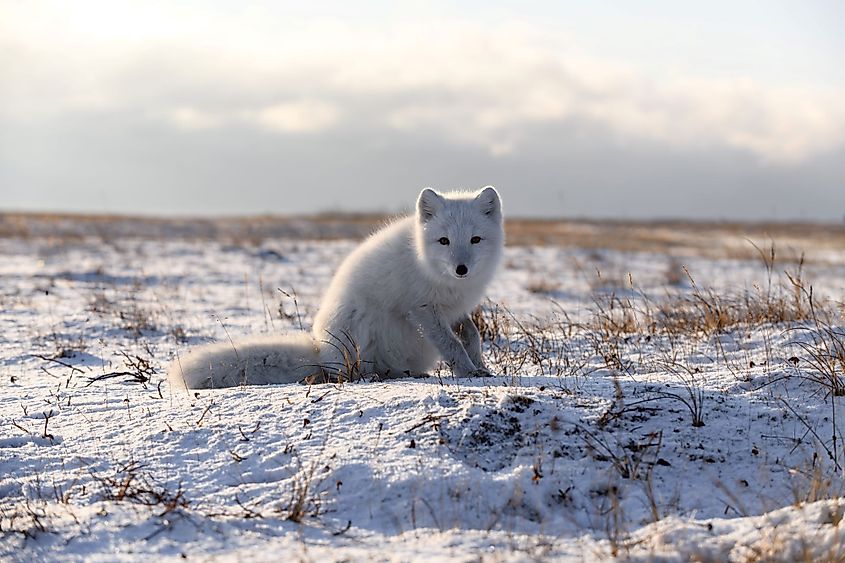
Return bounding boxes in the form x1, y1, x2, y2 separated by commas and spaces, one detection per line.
414, 186, 504, 284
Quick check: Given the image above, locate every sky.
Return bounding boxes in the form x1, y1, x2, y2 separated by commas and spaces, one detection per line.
1, 1, 844, 220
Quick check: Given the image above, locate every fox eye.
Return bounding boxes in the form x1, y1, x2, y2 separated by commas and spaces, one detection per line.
438, 237, 450, 245
470, 236, 481, 244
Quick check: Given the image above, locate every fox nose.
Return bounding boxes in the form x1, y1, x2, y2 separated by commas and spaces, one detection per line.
456, 264, 468, 276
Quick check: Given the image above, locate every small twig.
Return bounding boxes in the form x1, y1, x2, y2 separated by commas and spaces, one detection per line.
404, 413, 448, 434
32, 354, 85, 374
278, 288, 304, 331
143, 520, 173, 541
234, 495, 263, 519
780, 398, 841, 471
238, 421, 261, 442
332, 520, 352, 536
11, 421, 32, 435
311, 390, 332, 404
214, 315, 240, 361
86, 371, 149, 386
196, 403, 213, 427
42, 409, 55, 440
86, 351, 156, 387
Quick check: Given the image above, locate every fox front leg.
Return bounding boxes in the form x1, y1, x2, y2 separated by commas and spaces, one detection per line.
453, 315, 491, 376
407, 305, 485, 377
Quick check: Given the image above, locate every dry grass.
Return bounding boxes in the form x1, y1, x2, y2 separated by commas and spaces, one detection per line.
791, 322, 845, 397
92, 460, 188, 514
588, 247, 819, 341
0, 498, 52, 540
472, 303, 593, 382
4, 211, 845, 262
281, 463, 322, 523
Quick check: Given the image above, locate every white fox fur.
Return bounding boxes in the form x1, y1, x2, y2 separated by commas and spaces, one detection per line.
171, 186, 504, 389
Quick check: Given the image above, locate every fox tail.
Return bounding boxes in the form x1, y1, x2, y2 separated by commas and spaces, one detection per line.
169, 333, 320, 389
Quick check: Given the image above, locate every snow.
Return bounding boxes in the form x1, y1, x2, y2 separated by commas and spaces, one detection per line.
2, 225, 845, 561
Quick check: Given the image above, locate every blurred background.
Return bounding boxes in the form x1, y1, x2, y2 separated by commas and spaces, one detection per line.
1, 0, 843, 221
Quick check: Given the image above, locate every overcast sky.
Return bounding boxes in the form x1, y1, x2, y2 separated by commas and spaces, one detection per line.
1, 1, 843, 220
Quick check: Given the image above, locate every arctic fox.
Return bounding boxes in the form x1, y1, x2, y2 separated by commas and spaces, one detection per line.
171, 186, 504, 388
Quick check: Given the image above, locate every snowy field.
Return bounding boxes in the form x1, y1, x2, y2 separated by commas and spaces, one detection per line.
2, 216, 845, 561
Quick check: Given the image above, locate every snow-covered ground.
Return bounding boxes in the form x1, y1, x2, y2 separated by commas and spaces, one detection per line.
2, 223, 845, 561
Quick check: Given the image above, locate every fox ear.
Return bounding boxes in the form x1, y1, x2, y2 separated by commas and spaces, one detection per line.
417, 188, 443, 222
475, 186, 501, 218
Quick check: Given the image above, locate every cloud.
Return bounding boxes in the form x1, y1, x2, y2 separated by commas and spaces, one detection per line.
164, 101, 341, 133
251, 101, 341, 133
1, 2, 843, 164
166, 107, 226, 131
